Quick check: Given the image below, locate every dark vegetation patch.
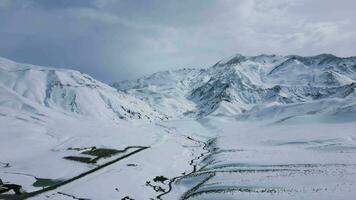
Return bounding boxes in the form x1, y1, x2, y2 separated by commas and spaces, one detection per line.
153, 176, 169, 183
0, 183, 23, 195
32, 178, 63, 188
63, 156, 94, 164
82, 148, 120, 158
0, 179, 24, 195
64, 147, 122, 164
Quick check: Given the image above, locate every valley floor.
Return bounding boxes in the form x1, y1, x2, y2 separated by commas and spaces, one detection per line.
165, 118, 356, 200
1, 115, 356, 200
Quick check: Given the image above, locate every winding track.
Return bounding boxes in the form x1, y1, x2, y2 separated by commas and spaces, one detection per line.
156, 137, 215, 200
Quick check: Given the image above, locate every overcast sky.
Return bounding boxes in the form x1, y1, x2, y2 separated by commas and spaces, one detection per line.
0, 0, 355, 82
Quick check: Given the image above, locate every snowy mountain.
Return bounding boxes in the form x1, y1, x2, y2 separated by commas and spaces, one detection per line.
113, 54, 356, 122
0, 57, 167, 123
1, 55, 356, 200
0, 56, 201, 200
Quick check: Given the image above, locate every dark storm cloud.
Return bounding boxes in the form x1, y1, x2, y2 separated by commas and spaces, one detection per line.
0, 0, 355, 82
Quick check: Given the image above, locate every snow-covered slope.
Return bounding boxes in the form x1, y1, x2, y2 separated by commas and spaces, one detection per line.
0, 57, 167, 123
113, 54, 356, 122
1, 55, 356, 200
0, 57, 203, 200
112, 68, 205, 118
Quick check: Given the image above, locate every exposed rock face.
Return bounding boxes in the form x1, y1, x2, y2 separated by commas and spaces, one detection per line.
113, 54, 356, 121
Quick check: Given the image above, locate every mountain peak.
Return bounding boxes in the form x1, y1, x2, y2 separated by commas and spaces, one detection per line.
115, 53, 356, 119
214, 53, 247, 66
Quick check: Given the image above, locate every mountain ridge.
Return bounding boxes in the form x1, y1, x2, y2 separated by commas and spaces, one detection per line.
113, 53, 356, 122
0, 57, 167, 124
0, 53, 355, 124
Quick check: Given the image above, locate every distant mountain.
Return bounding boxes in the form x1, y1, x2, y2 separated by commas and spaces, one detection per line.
0, 57, 167, 123
1, 54, 355, 124
113, 54, 356, 122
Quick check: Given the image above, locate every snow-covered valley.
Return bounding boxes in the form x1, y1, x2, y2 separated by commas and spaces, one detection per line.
1, 54, 356, 200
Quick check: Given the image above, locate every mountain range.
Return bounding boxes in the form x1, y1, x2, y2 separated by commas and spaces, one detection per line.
1, 54, 356, 200
1, 53, 355, 124
113, 53, 356, 122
